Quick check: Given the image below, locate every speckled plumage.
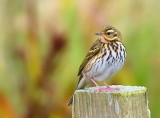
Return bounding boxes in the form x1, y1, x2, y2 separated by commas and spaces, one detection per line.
67, 26, 126, 106
84, 41, 125, 81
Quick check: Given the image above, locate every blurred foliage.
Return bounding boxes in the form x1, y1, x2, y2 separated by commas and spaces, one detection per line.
0, 0, 160, 118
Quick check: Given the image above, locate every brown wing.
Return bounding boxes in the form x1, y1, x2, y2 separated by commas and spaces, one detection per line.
78, 39, 102, 76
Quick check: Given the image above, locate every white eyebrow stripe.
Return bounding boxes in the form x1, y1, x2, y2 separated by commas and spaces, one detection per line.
107, 29, 114, 33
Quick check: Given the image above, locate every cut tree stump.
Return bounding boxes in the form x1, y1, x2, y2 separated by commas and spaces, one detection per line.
72, 85, 150, 118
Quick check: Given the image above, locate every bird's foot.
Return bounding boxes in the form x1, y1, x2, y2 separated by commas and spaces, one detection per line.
93, 86, 107, 92
93, 86, 119, 92
104, 85, 120, 91
89, 78, 120, 92
103, 82, 120, 92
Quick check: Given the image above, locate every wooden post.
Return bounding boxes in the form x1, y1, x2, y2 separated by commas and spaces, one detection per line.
72, 85, 150, 118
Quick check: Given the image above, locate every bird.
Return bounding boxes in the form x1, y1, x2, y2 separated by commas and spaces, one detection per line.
67, 26, 126, 106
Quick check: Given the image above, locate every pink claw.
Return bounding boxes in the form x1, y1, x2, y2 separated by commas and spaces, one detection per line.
93, 86, 120, 92
104, 86, 120, 91
94, 86, 106, 92
103, 82, 120, 92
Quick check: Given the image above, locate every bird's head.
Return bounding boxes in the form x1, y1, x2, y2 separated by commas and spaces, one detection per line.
95, 26, 122, 43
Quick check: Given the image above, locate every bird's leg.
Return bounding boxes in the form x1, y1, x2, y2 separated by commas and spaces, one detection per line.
90, 77, 99, 87
103, 82, 109, 87
89, 78, 119, 92
103, 82, 119, 91
89, 78, 108, 92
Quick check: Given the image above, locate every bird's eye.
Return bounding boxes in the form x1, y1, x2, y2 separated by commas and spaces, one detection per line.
106, 32, 111, 35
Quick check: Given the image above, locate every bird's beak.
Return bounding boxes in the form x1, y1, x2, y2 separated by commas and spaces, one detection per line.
95, 32, 102, 36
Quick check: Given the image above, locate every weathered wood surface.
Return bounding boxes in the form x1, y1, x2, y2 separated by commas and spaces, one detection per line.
72, 85, 150, 118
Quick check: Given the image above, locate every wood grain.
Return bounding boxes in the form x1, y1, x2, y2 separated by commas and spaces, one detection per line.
72, 85, 150, 118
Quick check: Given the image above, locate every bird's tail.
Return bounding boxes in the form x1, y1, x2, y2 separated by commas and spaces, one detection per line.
67, 96, 73, 106
67, 74, 87, 106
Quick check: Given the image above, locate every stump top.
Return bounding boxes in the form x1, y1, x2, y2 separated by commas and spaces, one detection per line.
73, 85, 150, 118
75, 85, 146, 96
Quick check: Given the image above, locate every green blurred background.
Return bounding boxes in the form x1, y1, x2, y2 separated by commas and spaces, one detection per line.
0, 0, 160, 118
